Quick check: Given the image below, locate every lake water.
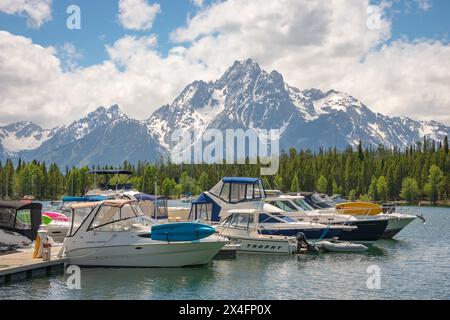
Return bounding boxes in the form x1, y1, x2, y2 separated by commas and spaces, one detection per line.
1, 206, 449, 300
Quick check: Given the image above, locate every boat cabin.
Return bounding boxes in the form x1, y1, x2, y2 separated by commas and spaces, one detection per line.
67, 200, 152, 237
209, 177, 266, 203
0, 201, 42, 240
189, 177, 266, 222
220, 209, 296, 230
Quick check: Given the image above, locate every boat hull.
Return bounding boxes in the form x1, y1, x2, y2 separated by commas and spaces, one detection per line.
338, 219, 388, 244
381, 215, 416, 239
64, 240, 227, 267
259, 227, 342, 240
226, 236, 296, 254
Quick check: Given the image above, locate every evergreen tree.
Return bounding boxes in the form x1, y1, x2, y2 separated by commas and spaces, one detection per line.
400, 177, 420, 203
377, 176, 388, 202
316, 175, 328, 194
290, 175, 300, 192
423, 165, 445, 204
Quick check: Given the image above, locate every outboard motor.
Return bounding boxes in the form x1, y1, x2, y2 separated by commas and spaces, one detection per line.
296, 232, 319, 253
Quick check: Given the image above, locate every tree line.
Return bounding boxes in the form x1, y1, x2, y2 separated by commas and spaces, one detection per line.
0, 137, 449, 204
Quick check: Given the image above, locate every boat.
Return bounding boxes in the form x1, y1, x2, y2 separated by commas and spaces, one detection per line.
315, 240, 368, 253
215, 209, 300, 254
264, 195, 388, 245
0, 201, 41, 249
299, 192, 417, 239
189, 177, 356, 241
188, 177, 273, 223
61, 199, 228, 267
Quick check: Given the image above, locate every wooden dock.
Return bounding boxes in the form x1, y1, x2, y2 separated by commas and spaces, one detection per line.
0, 246, 67, 285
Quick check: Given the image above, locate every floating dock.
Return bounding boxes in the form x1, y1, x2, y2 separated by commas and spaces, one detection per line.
0, 247, 67, 285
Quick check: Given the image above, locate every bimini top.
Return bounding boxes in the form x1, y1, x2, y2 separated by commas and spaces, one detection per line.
70, 199, 133, 210
0, 201, 42, 211
87, 170, 133, 175
222, 177, 261, 184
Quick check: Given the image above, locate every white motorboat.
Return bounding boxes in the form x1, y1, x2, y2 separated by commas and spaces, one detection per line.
0, 201, 41, 249
61, 199, 228, 267
214, 209, 356, 253
298, 192, 417, 239
264, 195, 388, 244
215, 209, 299, 254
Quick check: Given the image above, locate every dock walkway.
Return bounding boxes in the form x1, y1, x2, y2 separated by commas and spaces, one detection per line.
0, 246, 67, 285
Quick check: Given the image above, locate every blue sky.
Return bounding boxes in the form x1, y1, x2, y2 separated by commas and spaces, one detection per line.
0, 0, 202, 66
0, 0, 449, 127
0, 0, 448, 68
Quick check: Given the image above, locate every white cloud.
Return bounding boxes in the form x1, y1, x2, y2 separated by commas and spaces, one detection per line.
0, 31, 212, 127
0, 0, 52, 28
118, 0, 161, 31
415, 0, 432, 11
191, 0, 204, 8
56, 43, 83, 72
0, 0, 449, 128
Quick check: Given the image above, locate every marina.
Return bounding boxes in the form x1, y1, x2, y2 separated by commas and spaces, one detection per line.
0, 206, 447, 299
0, 174, 445, 299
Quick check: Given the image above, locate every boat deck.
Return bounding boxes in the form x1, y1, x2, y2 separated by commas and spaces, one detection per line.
0, 246, 67, 285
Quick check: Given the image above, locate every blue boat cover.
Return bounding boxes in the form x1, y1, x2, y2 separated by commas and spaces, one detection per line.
190, 193, 222, 221
222, 177, 260, 184
63, 195, 107, 202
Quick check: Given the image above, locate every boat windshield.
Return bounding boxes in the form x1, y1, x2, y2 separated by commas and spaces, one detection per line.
222, 213, 254, 229
266, 200, 298, 212
308, 193, 335, 209
258, 212, 295, 223
292, 198, 314, 211
88, 203, 152, 232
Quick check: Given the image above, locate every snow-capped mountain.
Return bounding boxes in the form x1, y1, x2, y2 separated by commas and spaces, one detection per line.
0, 121, 58, 158
1, 59, 449, 166
6, 105, 163, 167
147, 59, 450, 152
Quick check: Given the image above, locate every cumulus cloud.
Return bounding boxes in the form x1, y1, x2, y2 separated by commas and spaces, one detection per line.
0, 31, 212, 127
0, 0, 52, 28
118, 0, 161, 31
0, 0, 449, 128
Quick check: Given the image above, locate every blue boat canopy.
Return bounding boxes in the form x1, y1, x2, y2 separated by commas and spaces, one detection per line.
192, 193, 209, 204
222, 177, 261, 184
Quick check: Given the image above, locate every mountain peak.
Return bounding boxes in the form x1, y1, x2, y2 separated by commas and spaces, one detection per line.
219, 58, 262, 84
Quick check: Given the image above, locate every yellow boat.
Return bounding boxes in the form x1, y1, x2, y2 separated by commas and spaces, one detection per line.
335, 202, 383, 216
